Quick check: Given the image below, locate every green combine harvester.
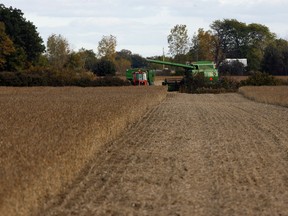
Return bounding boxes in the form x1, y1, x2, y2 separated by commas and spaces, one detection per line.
146, 59, 219, 91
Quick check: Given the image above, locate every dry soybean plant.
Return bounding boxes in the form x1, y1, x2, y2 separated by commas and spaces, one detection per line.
0, 86, 167, 216
238, 86, 288, 107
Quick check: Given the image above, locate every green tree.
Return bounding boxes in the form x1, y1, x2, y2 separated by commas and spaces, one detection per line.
46, 34, 70, 69
5, 47, 27, 71
65, 52, 84, 70
167, 24, 190, 58
131, 54, 147, 68
210, 19, 247, 65
262, 39, 288, 75
97, 35, 117, 61
115, 58, 131, 75
210, 19, 275, 70
0, 4, 45, 69
76, 48, 97, 71
93, 58, 116, 76
246, 23, 275, 71
246, 46, 262, 72
0, 22, 15, 70
116, 49, 132, 61
115, 49, 132, 74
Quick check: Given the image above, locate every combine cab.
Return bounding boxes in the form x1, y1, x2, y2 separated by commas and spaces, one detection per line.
126, 69, 155, 86
147, 59, 219, 91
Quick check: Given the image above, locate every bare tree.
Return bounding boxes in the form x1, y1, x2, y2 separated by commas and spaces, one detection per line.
97, 35, 117, 61
167, 24, 190, 57
46, 34, 70, 69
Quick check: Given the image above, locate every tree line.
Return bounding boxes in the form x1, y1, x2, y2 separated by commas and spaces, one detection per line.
166, 22, 288, 76
1, 3, 288, 86
0, 4, 147, 77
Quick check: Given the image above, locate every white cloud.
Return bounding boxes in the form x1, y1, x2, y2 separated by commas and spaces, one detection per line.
24, 14, 72, 28
2, 0, 288, 57
219, 0, 287, 5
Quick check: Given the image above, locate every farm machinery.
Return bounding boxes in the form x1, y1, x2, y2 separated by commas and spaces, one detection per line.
126, 68, 155, 86
146, 59, 219, 91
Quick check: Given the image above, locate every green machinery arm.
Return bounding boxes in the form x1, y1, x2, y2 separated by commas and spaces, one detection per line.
146, 59, 198, 70
146, 59, 218, 70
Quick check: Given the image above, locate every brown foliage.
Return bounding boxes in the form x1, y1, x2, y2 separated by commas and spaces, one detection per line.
0, 22, 15, 69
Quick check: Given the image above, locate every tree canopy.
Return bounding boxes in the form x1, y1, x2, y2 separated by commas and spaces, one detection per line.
262, 39, 288, 75
97, 35, 117, 61
190, 28, 215, 61
167, 24, 190, 58
0, 4, 45, 71
93, 58, 116, 76
0, 22, 15, 70
46, 34, 70, 69
210, 19, 275, 70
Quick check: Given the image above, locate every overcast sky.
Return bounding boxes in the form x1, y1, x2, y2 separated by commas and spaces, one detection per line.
2, 0, 288, 57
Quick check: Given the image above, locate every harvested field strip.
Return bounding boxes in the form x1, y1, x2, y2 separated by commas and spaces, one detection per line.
239, 86, 288, 107
39, 93, 288, 215
0, 86, 167, 216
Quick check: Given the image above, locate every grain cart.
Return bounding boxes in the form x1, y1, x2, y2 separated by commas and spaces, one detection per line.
126, 68, 155, 85
146, 59, 219, 91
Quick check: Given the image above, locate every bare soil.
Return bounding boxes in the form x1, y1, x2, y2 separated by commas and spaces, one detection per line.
37, 93, 288, 216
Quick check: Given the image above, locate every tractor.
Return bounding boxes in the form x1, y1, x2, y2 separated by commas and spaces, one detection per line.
126, 68, 155, 86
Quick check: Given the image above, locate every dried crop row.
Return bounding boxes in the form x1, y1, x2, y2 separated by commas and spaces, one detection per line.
239, 86, 288, 107
0, 86, 167, 216
222, 76, 288, 82
40, 93, 288, 215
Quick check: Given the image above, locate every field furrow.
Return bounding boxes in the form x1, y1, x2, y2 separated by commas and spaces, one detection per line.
38, 93, 288, 216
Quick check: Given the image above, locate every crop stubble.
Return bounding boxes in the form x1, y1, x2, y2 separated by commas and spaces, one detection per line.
39, 93, 288, 215
0, 86, 167, 216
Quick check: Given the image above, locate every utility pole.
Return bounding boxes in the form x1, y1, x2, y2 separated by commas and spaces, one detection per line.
162, 47, 165, 70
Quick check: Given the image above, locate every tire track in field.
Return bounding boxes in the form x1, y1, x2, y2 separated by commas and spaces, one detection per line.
187, 94, 288, 215
37, 93, 288, 216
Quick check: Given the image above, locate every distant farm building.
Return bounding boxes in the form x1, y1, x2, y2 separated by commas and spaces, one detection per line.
225, 58, 248, 67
